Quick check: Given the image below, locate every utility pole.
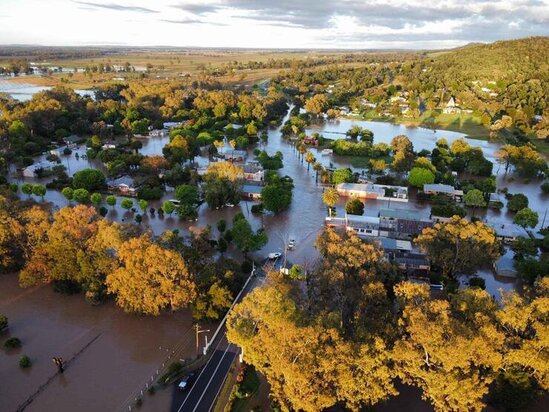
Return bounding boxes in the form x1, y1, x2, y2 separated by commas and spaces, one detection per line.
542, 208, 547, 229
193, 324, 210, 359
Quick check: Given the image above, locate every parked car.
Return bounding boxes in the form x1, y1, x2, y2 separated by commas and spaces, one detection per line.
287, 239, 296, 250
178, 372, 196, 391
268, 252, 282, 260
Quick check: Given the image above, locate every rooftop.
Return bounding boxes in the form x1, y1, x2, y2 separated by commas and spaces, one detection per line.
379, 208, 425, 221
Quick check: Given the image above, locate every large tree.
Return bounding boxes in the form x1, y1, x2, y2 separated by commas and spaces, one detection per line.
106, 235, 196, 315
393, 282, 504, 412
227, 277, 395, 412
72, 168, 106, 192
408, 167, 435, 188
415, 216, 500, 278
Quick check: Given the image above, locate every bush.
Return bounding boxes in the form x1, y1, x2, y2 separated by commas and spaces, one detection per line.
250, 204, 264, 214
4, 337, 21, 349
137, 185, 163, 200
19, 355, 32, 368
217, 219, 227, 233
468, 276, 486, 289
0, 314, 7, 332
507, 193, 528, 212
541, 182, 549, 194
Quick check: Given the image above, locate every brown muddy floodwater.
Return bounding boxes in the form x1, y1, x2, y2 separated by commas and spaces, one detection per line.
0, 274, 211, 412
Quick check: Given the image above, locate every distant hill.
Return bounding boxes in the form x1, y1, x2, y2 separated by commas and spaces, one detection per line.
423, 37, 549, 83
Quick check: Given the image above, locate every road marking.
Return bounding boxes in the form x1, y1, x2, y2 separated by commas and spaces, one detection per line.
207, 348, 239, 412
191, 343, 234, 412
176, 335, 227, 412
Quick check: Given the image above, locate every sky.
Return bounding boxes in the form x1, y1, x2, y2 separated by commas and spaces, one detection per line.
0, 0, 548, 49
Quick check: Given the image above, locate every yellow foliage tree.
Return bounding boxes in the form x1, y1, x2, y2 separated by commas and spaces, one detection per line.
106, 235, 197, 315
392, 282, 505, 411
415, 216, 500, 278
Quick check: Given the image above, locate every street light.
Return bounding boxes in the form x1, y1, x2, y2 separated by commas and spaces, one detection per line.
193, 324, 210, 359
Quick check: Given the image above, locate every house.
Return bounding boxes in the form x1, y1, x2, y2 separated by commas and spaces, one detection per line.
378, 209, 433, 239
423, 184, 463, 201
107, 175, 137, 195
442, 96, 462, 114
22, 162, 51, 178
339, 106, 350, 115
241, 184, 262, 200
219, 149, 247, 162
493, 250, 517, 278
360, 98, 377, 109
336, 183, 408, 202
345, 215, 380, 237
102, 144, 116, 150
243, 163, 264, 182
488, 193, 504, 209
396, 253, 431, 274
373, 237, 413, 257
163, 122, 183, 130
302, 136, 319, 146
490, 223, 525, 244
149, 129, 168, 137
63, 135, 82, 148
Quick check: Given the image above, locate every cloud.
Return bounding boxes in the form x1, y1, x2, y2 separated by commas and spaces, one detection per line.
74, 1, 158, 13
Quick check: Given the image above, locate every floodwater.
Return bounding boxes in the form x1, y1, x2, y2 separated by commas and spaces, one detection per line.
0, 80, 94, 101
0, 274, 211, 412
11, 108, 548, 296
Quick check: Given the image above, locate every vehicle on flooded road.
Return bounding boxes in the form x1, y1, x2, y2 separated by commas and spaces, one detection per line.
268, 252, 282, 260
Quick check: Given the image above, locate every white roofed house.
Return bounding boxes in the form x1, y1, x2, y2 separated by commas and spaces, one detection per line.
220, 149, 247, 162
336, 183, 408, 202
442, 96, 462, 114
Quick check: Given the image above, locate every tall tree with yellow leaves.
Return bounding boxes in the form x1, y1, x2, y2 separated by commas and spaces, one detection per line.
106, 235, 197, 315
415, 216, 500, 278
392, 282, 505, 412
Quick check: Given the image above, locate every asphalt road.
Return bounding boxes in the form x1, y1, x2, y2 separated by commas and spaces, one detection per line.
172, 334, 238, 412
171, 258, 278, 412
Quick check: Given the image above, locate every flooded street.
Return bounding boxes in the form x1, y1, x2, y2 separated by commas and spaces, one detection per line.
0, 274, 208, 412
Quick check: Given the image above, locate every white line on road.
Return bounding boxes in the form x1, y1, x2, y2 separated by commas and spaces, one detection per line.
207, 347, 239, 412
191, 343, 234, 412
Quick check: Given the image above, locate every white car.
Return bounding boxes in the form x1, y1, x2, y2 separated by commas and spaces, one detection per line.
225, 203, 235, 207
268, 252, 282, 260
287, 239, 296, 250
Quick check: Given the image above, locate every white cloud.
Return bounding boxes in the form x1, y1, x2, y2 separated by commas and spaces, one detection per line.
0, 0, 546, 48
